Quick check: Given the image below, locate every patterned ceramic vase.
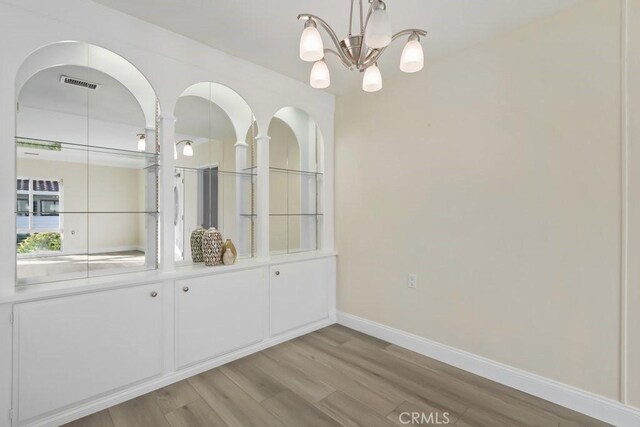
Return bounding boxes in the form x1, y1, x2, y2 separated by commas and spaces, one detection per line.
222, 239, 237, 265
190, 227, 205, 263
202, 227, 224, 266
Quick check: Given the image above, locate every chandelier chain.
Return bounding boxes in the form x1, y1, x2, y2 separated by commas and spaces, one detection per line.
348, 0, 354, 36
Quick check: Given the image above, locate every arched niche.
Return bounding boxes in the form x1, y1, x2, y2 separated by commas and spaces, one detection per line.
14, 41, 160, 285
173, 82, 256, 264
268, 107, 324, 255
16, 41, 157, 129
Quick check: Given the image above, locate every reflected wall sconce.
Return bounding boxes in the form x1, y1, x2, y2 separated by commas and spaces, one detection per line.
136, 133, 146, 152
175, 139, 194, 160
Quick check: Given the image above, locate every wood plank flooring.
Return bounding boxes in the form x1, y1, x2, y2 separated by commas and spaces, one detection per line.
64, 325, 609, 427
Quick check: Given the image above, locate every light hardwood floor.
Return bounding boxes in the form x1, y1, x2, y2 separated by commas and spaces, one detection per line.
65, 325, 609, 427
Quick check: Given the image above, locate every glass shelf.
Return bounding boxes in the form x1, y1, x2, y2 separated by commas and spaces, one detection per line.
16, 137, 160, 159
16, 137, 160, 175
16, 211, 159, 214
175, 166, 254, 177
269, 213, 323, 216
242, 166, 323, 176
239, 213, 323, 217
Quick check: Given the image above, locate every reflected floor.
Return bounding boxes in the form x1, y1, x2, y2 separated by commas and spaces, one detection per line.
17, 250, 146, 280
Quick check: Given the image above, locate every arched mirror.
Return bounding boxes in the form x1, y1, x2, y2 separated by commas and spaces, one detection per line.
268, 107, 324, 254
174, 82, 255, 265
15, 42, 159, 285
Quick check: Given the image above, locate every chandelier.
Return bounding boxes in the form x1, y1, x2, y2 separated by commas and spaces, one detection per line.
298, 0, 427, 92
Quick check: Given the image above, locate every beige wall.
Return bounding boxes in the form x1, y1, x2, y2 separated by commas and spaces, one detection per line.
336, 0, 630, 402
626, 0, 640, 408
17, 158, 144, 252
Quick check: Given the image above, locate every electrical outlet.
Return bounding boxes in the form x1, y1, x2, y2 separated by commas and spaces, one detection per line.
408, 274, 417, 289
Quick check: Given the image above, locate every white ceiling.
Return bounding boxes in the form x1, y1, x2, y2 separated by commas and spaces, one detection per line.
90, 0, 581, 95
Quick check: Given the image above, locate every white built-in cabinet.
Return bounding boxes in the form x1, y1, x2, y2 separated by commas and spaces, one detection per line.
270, 258, 329, 336
176, 269, 267, 368
8, 256, 334, 426
13, 283, 166, 424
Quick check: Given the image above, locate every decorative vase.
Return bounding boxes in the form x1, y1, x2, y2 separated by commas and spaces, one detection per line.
202, 227, 224, 266
190, 227, 205, 263
222, 250, 235, 266
222, 239, 237, 265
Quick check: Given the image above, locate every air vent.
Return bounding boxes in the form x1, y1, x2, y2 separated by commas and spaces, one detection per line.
59, 75, 101, 90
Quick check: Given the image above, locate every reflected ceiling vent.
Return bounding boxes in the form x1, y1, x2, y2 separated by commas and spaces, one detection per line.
59, 75, 101, 90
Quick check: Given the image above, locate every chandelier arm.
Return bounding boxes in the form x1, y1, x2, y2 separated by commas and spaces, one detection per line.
356, 2, 375, 66
360, 29, 428, 68
324, 48, 354, 69
298, 13, 352, 65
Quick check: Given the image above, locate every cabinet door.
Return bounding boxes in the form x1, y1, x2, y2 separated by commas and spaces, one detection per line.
176, 269, 266, 368
15, 283, 165, 423
270, 258, 329, 336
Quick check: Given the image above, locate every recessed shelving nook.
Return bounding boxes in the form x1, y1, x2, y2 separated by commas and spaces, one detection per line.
15, 50, 160, 285
0, 4, 335, 426
269, 107, 325, 255
173, 82, 257, 265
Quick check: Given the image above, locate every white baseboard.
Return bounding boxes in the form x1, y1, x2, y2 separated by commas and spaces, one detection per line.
337, 311, 640, 427
26, 318, 332, 427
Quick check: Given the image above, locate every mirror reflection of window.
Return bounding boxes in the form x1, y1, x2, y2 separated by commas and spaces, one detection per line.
174, 82, 255, 266
15, 42, 159, 285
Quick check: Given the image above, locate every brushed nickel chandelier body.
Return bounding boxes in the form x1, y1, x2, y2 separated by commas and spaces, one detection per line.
298, 0, 427, 92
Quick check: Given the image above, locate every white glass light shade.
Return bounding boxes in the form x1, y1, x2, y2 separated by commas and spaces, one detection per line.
299, 24, 324, 62
362, 64, 382, 92
400, 39, 424, 73
364, 6, 392, 48
137, 134, 146, 152
183, 141, 193, 157
173, 144, 178, 160
310, 60, 330, 89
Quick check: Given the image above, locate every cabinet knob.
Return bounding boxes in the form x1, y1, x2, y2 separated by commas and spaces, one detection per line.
275, 271, 280, 276
150, 291, 158, 298
183, 286, 189, 292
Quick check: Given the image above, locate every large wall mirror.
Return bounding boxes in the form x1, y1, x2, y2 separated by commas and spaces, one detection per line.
15, 42, 159, 285
174, 82, 255, 265
269, 107, 324, 254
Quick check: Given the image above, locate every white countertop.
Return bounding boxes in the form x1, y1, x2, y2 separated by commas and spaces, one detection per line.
0, 251, 337, 304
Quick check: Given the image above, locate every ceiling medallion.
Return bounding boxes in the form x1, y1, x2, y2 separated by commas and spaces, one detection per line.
298, 0, 427, 92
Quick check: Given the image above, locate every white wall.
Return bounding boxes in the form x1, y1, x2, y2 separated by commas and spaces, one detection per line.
336, 0, 632, 404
